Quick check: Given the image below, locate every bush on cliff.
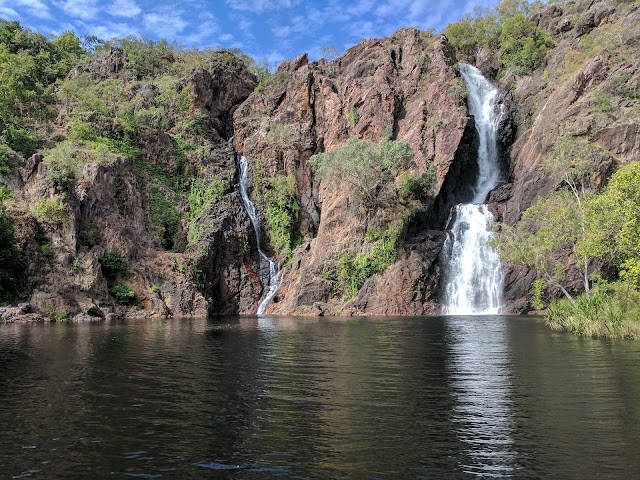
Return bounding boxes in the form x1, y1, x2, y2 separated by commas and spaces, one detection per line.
263, 175, 300, 258
443, 0, 552, 76
110, 283, 136, 305
337, 231, 398, 300
309, 137, 415, 208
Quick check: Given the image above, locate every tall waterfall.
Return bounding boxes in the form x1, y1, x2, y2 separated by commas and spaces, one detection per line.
238, 156, 280, 315
442, 64, 504, 315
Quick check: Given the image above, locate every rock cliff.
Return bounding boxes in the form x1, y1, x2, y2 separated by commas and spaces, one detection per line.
233, 29, 482, 315
1, 0, 638, 320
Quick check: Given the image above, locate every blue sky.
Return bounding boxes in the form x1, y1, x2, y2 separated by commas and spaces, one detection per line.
1, 0, 497, 67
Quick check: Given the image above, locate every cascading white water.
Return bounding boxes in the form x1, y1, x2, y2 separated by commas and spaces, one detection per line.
442, 63, 504, 315
238, 156, 280, 315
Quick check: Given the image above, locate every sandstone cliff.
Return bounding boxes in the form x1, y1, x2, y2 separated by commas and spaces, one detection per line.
1, 0, 638, 320
233, 29, 483, 315
1, 48, 262, 320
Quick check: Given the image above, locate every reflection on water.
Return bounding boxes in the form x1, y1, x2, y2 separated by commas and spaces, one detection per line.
446, 316, 516, 477
0, 316, 639, 479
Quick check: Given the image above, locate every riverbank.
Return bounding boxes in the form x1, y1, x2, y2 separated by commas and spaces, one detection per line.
0, 303, 169, 323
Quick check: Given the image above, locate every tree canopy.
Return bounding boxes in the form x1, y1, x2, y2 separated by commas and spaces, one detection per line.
309, 137, 415, 208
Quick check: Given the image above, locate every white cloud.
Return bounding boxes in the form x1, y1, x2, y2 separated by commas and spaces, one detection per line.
106, 0, 141, 18
271, 15, 308, 39
81, 20, 140, 39
55, 0, 99, 21
226, 0, 302, 13
183, 14, 219, 47
143, 8, 188, 38
3, 0, 51, 19
0, 5, 20, 20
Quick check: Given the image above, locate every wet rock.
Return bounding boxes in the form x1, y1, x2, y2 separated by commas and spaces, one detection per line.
18, 303, 32, 314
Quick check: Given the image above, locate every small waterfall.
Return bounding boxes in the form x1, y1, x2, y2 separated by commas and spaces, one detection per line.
238, 155, 280, 315
442, 64, 504, 315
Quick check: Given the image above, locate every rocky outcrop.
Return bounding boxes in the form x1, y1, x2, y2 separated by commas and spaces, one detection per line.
233, 29, 477, 315
491, 0, 640, 311
2, 52, 260, 320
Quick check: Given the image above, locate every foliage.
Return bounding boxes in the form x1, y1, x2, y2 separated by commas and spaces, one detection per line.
546, 282, 640, 338
397, 171, 435, 200
67, 119, 97, 142
48, 304, 69, 322
0, 185, 11, 202
109, 283, 136, 305
0, 21, 85, 157
348, 106, 359, 127
444, 11, 501, 57
99, 249, 127, 279
104, 36, 175, 80
187, 176, 228, 244
39, 243, 54, 259
310, 137, 415, 207
263, 175, 300, 257
582, 162, 640, 285
71, 258, 84, 273
443, 1, 551, 76
42, 141, 84, 188
1, 125, 38, 158
0, 144, 13, 172
497, 158, 640, 336
148, 187, 180, 250
496, 189, 586, 302
31, 198, 68, 226
78, 220, 100, 248
0, 202, 25, 302
337, 231, 398, 299
500, 13, 553, 75
187, 176, 227, 220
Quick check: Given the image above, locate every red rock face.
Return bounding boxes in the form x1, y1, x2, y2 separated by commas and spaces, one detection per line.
233, 29, 474, 315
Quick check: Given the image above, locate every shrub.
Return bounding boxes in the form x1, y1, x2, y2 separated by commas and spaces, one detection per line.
545, 283, 640, 338
263, 175, 300, 257
31, 198, 68, 226
187, 176, 228, 220
39, 243, 54, 259
48, 304, 69, 322
0, 144, 14, 173
397, 171, 435, 200
1, 125, 38, 158
78, 220, 100, 248
310, 137, 415, 208
337, 231, 398, 299
67, 119, 96, 142
500, 13, 553, 75
594, 92, 612, 112
99, 249, 127, 279
148, 187, 180, 250
348, 105, 359, 127
110, 283, 136, 305
43, 141, 84, 189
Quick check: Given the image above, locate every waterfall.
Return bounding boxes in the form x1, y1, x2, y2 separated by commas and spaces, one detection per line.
238, 155, 280, 315
442, 64, 504, 315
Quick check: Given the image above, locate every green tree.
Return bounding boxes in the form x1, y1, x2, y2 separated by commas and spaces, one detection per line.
582, 162, 640, 285
497, 189, 586, 303
309, 137, 414, 208
500, 13, 553, 74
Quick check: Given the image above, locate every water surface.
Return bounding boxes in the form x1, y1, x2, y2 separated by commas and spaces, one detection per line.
1, 315, 639, 479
